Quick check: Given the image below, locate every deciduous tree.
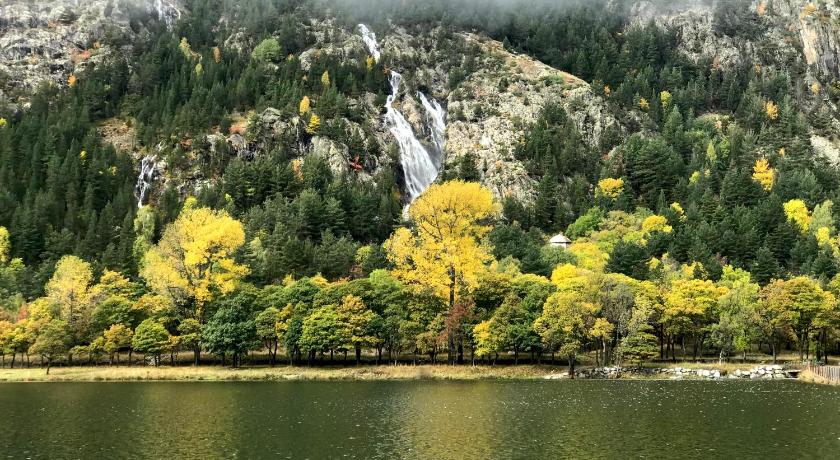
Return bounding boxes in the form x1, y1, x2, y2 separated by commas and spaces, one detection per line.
141, 206, 249, 331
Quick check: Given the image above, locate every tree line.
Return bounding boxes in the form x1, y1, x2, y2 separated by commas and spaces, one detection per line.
2, 181, 840, 374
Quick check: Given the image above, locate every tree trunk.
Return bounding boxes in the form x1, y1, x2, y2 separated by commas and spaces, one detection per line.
448, 264, 456, 365
659, 325, 665, 359
568, 355, 575, 378
46, 360, 51, 375
771, 333, 777, 364
355, 344, 362, 365
698, 335, 705, 362
193, 347, 200, 366
821, 330, 828, 363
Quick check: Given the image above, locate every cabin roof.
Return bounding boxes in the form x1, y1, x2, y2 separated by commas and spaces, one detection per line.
549, 233, 571, 244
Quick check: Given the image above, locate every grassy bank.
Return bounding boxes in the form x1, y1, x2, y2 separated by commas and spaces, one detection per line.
0, 361, 811, 383
0, 364, 571, 382
797, 369, 840, 386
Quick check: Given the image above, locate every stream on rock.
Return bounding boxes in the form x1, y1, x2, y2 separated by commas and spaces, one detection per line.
134, 155, 158, 208
358, 24, 445, 203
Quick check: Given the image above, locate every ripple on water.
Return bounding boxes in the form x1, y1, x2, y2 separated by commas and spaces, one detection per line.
0, 380, 838, 458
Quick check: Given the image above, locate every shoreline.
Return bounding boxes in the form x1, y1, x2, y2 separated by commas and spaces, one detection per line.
0, 363, 809, 383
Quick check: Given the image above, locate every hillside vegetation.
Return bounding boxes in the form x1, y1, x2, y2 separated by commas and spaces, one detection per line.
1, 0, 840, 372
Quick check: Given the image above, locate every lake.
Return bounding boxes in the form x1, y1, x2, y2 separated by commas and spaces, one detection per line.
1, 380, 838, 458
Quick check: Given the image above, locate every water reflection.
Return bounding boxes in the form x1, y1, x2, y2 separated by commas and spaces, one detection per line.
0, 380, 838, 458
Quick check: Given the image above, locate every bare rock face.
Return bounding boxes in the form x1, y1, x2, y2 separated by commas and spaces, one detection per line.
0, 0, 183, 101
631, 0, 839, 81
444, 34, 619, 202
630, 0, 840, 147
812, 134, 840, 164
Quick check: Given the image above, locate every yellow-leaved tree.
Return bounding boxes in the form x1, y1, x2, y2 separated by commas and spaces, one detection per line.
752, 158, 775, 191
765, 100, 779, 120
141, 204, 249, 325
595, 178, 624, 200
45, 255, 93, 342
660, 90, 671, 109
386, 181, 497, 309
641, 215, 672, 234
664, 279, 727, 360
299, 95, 310, 115
306, 113, 321, 134
783, 199, 811, 234
0, 226, 11, 264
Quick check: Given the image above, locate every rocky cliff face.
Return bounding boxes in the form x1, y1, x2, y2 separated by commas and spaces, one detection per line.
444, 33, 618, 201
630, 0, 840, 158
631, 0, 839, 81
0, 0, 182, 104
231, 20, 618, 202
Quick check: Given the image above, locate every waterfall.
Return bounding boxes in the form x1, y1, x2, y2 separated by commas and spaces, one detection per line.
358, 24, 446, 203
154, 0, 181, 29
134, 156, 159, 208
357, 24, 381, 61
385, 72, 441, 201
418, 92, 446, 169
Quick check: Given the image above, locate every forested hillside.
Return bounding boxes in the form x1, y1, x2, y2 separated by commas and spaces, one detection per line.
1, 0, 840, 370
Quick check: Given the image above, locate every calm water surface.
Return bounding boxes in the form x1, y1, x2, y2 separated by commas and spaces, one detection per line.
1, 380, 839, 459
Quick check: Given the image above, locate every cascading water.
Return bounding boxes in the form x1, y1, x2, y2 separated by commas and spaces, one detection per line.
134, 156, 159, 208
358, 24, 446, 203
385, 72, 441, 201
357, 24, 381, 62
154, 0, 181, 29
417, 92, 446, 169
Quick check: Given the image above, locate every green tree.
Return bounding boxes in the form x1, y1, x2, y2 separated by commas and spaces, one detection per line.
202, 295, 258, 368
177, 318, 202, 366
132, 319, 170, 366
336, 295, 378, 365
103, 323, 134, 365
255, 306, 282, 366
299, 305, 348, 364
251, 38, 282, 62
487, 295, 538, 364
534, 291, 598, 376
29, 320, 70, 375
